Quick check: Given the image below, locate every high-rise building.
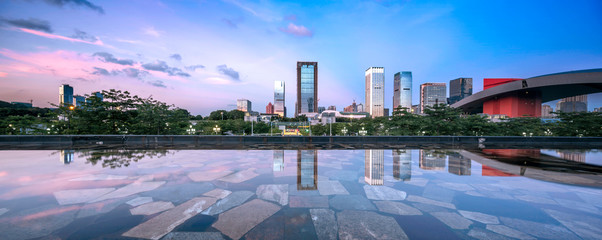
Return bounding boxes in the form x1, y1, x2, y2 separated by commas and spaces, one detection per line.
274, 81, 285, 117
419, 150, 446, 170
448, 77, 472, 104
327, 105, 336, 111
344, 100, 358, 113
541, 104, 554, 118
393, 71, 412, 111
73, 95, 85, 107
60, 150, 74, 164
594, 107, 602, 112
411, 105, 420, 114
448, 153, 471, 176
365, 149, 384, 185
557, 95, 587, 113
296, 61, 318, 116
237, 99, 252, 112
59, 84, 74, 106
365, 67, 385, 118
393, 149, 411, 181
266, 102, 274, 114
357, 103, 364, 112
420, 83, 446, 113
297, 150, 318, 190
317, 106, 325, 113
273, 150, 284, 172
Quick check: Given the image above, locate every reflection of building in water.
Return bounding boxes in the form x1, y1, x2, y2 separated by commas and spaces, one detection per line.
60, 150, 74, 164
480, 149, 538, 177
297, 150, 317, 190
556, 150, 586, 163
365, 150, 384, 185
448, 153, 471, 176
419, 150, 446, 170
393, 149, 411, 181
273, 150, 284, 172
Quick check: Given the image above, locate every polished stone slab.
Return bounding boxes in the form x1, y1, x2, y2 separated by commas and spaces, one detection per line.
203, 189, 232, 199
202, 191, 254, 215
161, 232, 225, 240
77, 196, 137, 218
90, 181, 165, 203
141, 182, 214, 205
486, 225, 536, 240
53, 188, 115, 205
543, 209, 602, 240
69, 174, 128, 181
468, 228, 513, 240
364, 185, 407, 201
499, 217, 580, 240
123, 197, 217, 240
0, 204, 78, 240
256, 184, 288, 206
337, 210, 408, 240
130, 201, 175, 215
126, 196, 153, 207
289, 196, 329, 208
188, 170, 233, 182
310, 209, 337, 240
374, 201, 422, 216
329, 195, 376, 211
318, 180, 349, 196
406, 195, 456, 209
431, 212, 473, 229
514, 194, 557, 205
218, 169, 259, 183
458, 210, 499, 224
212, 199, 281, 240
0, 208, 8, 216
439, 182, 475, 192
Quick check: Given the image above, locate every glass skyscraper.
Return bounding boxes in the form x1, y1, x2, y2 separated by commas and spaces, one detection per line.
297, 150, 317, 190
449, 77, 472, 104
393, 71, 412, 112
365, 149, 384, 185
365, 67, 385, 117
420, 83, 446, 113
274, 81, 286, 117
296, 62, 318, 116
59, 84, 73, 106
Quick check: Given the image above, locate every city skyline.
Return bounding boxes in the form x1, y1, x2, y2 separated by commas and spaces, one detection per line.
1, 0, 602, 116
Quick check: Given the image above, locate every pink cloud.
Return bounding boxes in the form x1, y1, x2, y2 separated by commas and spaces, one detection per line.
279, 23, 313, 37
0, 72, 7, 77
18, 28, 104, 46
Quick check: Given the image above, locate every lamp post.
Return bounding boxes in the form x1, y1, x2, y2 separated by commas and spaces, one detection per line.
221, 112, 223, 121
68, 105, 74, 133
213, 125, 221, 135
187, 125, 195, 135
341, 126, 348, 136
329, 118, 332, 136
359, 127, 367, 136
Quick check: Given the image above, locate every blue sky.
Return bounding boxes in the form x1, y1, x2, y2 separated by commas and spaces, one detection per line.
1, 0, 601, 116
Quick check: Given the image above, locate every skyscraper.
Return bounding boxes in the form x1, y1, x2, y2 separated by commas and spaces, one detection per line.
393, 149, 411, 181
448, 153, 471, 176
420, 83, 446, 113
297, 150, 318, 190
237, 99, 252, 112
365, 67, 385, 118
273, 150, 284, 172
557, 95, 587, 113
274, 81, 286, 117
393, 71, 412, 111
541, 104, 554, 118
266, 102, 274, 114
296, 62, 318, 116
59, 84, 74, 106
448, 77, 472, 104
73, 95, 85, 107
365, 149, 384, 185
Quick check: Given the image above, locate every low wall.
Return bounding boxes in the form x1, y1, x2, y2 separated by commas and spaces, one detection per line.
1, 135, 602, 150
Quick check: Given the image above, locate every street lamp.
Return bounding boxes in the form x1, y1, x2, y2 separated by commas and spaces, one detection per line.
213, 125, 221, 135
341, 126, 348, 136
359, 127, 367, 136
221, 112, 223, 121
187, 125, 195, 135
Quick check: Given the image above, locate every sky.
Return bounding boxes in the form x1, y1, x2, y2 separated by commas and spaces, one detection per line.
1, 0, 601, 116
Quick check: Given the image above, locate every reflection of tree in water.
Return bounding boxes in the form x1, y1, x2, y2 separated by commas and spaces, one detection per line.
79, 149, 172, 168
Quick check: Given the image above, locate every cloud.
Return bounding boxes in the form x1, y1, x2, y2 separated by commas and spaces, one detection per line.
42, 0, 104, 14
0, 72, 7, 77
142, 60, 190, 77
91, 67, 109, 75
70, 29, 98, 42
279, 23, 313, 37
170, 54, 182, 61
16, 28, 103, 45
143, 27, 162, 37
148, 80, 167, 88
122, 68, 147, 78
2, 18, 53, 33
93, 52, 135, 66
284, 14, 297, 21
185, 65, 205, 71
222, 19, 237, 28
216, 64, 240, 80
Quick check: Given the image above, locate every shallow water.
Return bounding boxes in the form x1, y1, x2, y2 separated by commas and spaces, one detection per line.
0, 149, 601, 240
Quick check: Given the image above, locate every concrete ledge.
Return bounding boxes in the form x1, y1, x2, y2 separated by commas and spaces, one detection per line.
1, 135, 602, 150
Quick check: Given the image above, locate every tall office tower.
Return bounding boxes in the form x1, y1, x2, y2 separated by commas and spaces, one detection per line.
541, 104, 554, 118
327, 105, 336, 111
448, 77, 473, 104
364, 149, 384, 185
297, 150, 318, 190
448, 153, 471, 176
274, 81, 286, 117
266, 102, 274, 114
237, 99, 252, 112
73, 95, 86, 107
273, 150, 284, 172
365, 67, 385, 118
557, 95, 588, 113
556, 150, 586, 163
344, 100, 358, 113
317, 106, 325, 113
296, 62, 318, 116
59, 84, 74, 106
357, 103, 364, 112
393, 71, 412, 111
93, 91, 104, 101
419, 150, 446, 170
420, 83, 446, 113
411, 105, 420, 114
393, 149, 411, 181
60, 150, 74, 164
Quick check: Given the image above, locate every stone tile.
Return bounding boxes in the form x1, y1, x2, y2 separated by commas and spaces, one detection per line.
468, 228, 513, 240
256, 184, 288, 206
77, 196, 136, 218
555, 198, 601, 214
126, 197, 153, 207
465, 191, 485, 197
403, 178, 429, 187
141, 182, 214, 205
289, 196, 329, 208
431, 212, 472, 229
318, 181, 349, 196
202, 191, 254, 215
374, 201, 422, 216
514, 194, 557, 205
0, 204, 78, 240
329, 195, 376, 211
288, 184, 320, 196
243, 212, 285, 240
53, 188, 115, 205
486, 225, 536, 240
406, 195, 456, 209
283, 208, 316, 240
411, 202, 451, 213
203, 189, 232, 199
90, 181, 165, 203
499, 217, 580, 240
310, 209, 337, 240
130, 201, 175, 215
324, 170, 358, 181
123, 197, 217, 240
188, 171, 233, 182
458, 210, 499, 224
543, 209, 602, 240
337, 210, 408, 240
161, 232, 225, 240
69, 174, 128, 181
212, 199, 281, 240
422, 185, 455, 203
0, 208, 8, 216
218, 169, 259, 183
439, 182, 475, 192
364, 185, 407, 201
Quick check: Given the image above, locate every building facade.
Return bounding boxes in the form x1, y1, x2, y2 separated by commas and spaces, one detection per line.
344, 100, 358, 113
365, 67, 385, 118
420, 83, 446, 113
297, 150, 318, 190
364, 149, 384, 185
274, 81, 286, 117
482, 78, 541, 118
237, 99, 252, 112
541, 104, 554, 118
59, 84, 74, 106
393, 71, 412, 111
73, 95, 86, 107
296, 62, 318, 116
266, 102, 274, 114
557, 95, 587, 113
448, 77, 472, 104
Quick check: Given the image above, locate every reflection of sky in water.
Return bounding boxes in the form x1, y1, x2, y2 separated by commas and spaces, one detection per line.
0, 149, 600, 239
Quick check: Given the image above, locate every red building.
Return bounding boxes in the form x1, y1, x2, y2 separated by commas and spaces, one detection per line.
266, 102, 274, 114
482, 78, 541, 118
